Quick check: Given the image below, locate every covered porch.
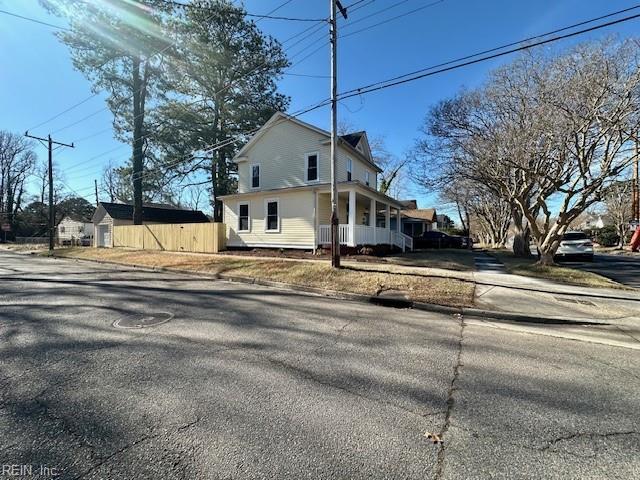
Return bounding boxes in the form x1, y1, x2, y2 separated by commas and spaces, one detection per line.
315, 185, 413, 251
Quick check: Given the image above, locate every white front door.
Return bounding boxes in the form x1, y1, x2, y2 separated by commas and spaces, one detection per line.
97, 224, 110, 247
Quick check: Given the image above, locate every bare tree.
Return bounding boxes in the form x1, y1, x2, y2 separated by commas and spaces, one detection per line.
0, 131, 37, 229
604, 178, 633, 248
415, 38, 640, 265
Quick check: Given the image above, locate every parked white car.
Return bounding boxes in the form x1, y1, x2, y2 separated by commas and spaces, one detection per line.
555, 231, 594, 261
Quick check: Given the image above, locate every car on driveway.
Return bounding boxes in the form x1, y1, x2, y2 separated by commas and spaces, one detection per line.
555, 231, 594, 261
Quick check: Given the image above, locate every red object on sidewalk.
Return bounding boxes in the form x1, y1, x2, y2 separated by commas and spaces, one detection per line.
631, 226, 640, 252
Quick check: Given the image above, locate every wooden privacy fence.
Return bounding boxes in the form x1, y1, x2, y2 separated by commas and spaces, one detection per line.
113, 223, 226, 253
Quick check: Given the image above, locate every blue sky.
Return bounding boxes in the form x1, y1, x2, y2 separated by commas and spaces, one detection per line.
1, 0, 639, 217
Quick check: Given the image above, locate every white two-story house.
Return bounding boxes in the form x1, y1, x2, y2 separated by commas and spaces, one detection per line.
221, 112, 412, 251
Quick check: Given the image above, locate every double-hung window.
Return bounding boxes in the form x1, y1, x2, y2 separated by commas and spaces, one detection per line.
306, 153, 319, 182
365, 171, 370, 186
265, 199, 279, 232
238, 202, 250, 232
346, 158, 352, 181
251, 164, 260, 189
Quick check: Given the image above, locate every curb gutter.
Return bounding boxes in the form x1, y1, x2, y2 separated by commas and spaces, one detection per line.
51, 254, 607, 326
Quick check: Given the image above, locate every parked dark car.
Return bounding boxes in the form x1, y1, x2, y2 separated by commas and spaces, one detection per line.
415, 231, 473, 249
415, 231, 453, 249
449, 235, 474, 249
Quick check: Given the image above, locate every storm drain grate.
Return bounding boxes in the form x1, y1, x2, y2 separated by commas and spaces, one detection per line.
554, 297, 597, 307
113, 312, 173, 329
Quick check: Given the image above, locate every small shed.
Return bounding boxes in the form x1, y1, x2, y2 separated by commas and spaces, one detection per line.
92, 202, 209, 247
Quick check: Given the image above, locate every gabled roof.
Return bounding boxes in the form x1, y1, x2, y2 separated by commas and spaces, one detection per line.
399, 199, 418, 209
340, 132, 365, 148
59, 214, 92, 224
94, 202, 209, 224
402, 208, 437, 222
233, 112, 382, 173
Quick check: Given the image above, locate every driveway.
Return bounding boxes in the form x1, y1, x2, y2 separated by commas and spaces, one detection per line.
563, 253, 640, 288
0, 251, 639, 479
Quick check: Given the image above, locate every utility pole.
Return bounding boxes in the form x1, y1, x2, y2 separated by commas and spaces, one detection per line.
24, 132, 74, 255
633, 138, 640, 223
94, 179, 99, 206
329, 0, 348, 268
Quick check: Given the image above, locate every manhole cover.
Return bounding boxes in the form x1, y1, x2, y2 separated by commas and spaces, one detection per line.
113, 312, 173, 329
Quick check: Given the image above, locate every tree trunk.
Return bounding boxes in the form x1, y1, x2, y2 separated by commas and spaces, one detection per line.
132, 56, 144, 225
512, 208, 531, 257
537, 250, 555, 266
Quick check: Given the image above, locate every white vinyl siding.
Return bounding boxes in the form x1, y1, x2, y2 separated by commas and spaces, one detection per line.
224, 190, 315, 248
235, 119, 378, 192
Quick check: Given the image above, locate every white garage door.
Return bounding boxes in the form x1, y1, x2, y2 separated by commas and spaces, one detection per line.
97, 224, 111, 247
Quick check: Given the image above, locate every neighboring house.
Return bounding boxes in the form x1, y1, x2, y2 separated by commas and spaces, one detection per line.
400, 207, 437, 237
93, 202, 209, 247
220, 112, 411, 251
574, 213, 605, 230
437, 214, 455, 230
57, 216, 93, 244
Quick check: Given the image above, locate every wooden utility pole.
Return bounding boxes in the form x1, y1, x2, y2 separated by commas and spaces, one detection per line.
330, 0, 348, 268
94, 179, 99, 206
24, 131, 74, 255
633, 139, 640, 223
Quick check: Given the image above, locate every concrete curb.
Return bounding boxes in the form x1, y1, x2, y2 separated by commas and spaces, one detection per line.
49, 254, 609, 326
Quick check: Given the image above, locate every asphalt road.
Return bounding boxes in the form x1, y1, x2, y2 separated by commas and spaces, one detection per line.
1, 251, 639, 479
565, 253, 640, 288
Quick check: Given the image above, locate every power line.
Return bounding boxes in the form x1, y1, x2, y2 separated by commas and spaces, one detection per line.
338, 11, 640, 100
340, 2, 640, 97
342, 0, 445, 39
161, 0, 325, 22
26, 94, 100, 132
47, 10, 325, 147
0, 8, 70, 31
60, 18, 330, 174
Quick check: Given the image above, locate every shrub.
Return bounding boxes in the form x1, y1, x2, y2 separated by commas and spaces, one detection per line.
595, 225, 619, 247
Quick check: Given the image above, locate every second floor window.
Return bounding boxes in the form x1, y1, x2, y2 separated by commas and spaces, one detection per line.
365, 171, 370, 186
346, 158, 352, 181
306, 153, 318, 182
251, 164, 260, 188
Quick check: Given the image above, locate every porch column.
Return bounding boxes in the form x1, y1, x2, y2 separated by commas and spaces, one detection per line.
370, 197, 376, 245
385, 203, 390, 244
348, 189, 356, 247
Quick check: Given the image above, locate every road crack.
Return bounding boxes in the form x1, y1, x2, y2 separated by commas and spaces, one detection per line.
540, 430, 640, 452
435, 313, 465, 480
72, 417, 201, 479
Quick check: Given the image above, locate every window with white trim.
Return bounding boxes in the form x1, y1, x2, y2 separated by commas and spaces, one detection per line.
265, 199, 279, 232
238, 202, 250, 232
346, 158, 352, 181
306, 152, 319, 182
365, 171, 370, 186
251, 164, 260, 188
